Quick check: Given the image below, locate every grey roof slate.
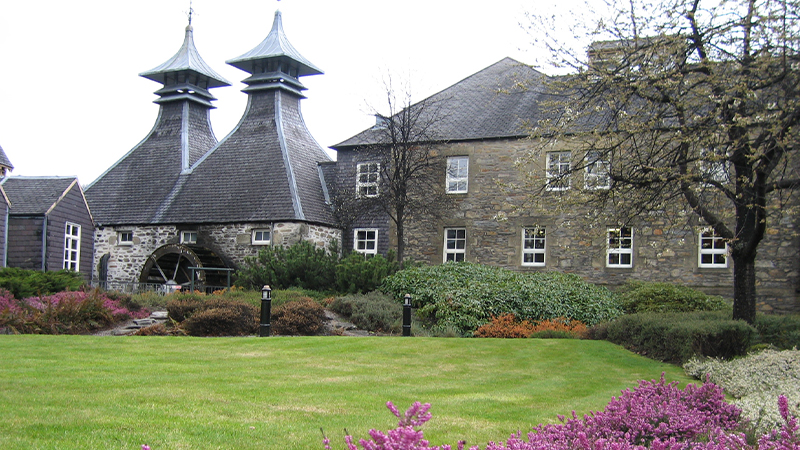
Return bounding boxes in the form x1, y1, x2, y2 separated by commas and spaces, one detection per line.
0, 144, 13, 170
1, 176, 77, 215
333, 58, 551, 148
227, 10, 322, 76
140, 25, 231, 88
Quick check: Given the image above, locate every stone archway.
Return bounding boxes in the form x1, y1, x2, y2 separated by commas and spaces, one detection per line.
139, 244, 229, 288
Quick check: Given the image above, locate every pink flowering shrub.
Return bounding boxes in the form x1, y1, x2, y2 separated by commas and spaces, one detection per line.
330, 377, 800, 450
0, 288, 148, 334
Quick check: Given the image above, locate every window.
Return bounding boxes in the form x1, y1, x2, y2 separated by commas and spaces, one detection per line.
699, 228, 728, 268
63, 223, 81, 271
522, 227, 546, 266
584, 151, 610, 190
252, 229, 271, 245
446, 156, 469, 193
607, 227, 633, 268
444, 228, 466, 262
181, 231, 197, 244
353, 229, 378, 255
546, 151, 571, 191
118, 231, 133, 246
356, 162, 380, 198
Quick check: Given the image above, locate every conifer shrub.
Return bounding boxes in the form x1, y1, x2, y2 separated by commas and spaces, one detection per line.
335, 252, 399, 294
180, 298, 258, 337
474, 313, 537, 338
330, 291, 402, 333
271, 298, 326, 335
0, 267, 85, 299
236, 240, 338, 291
381, 263, 621, 335
617, 280, 731, 314
165, 292, 206, 322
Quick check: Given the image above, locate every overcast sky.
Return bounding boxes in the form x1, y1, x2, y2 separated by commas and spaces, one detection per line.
0, 0, 555, 186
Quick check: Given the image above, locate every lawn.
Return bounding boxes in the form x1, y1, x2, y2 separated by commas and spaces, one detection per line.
0, 336, 691, 450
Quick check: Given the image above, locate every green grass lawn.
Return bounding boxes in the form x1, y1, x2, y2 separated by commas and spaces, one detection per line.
0, 336, 691, 450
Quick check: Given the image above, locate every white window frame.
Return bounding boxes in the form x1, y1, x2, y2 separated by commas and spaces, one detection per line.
446, 156, 469, 194
118, 231, 133, 246
698, 228, 728, 268
353, 228, 378, 255
522, 227, 546, 266
180, 231, 198, 245
251, 229, 272, 245
584, 151, 610, 190
356, 162, 380, 198
443, 228, 466, 262
63, 222, 81, 271
607, 227, 633, 268
546, 151, 572, 191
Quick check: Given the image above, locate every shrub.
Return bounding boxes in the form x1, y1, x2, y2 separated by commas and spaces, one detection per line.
236, 240, 338, 291
0, 288, 147, 334
617, 280, 731, 314
330, 291, 402, 333
133, 323, 171, 336
335, 253, 399, 294
597, 311, 756, 363
0, 267, 85, 299
753, 313, 800, 350
272, 298, 326, 335
684, 349, 800, 435
382, 263, 622, 335
165, 292, 206, 322
474, 313, 536, 338
530, 317, 587, 338
180, 298, 258, 337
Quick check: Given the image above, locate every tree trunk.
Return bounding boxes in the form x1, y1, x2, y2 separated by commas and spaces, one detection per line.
396, 217, 405, 265
731, 252, 758, 324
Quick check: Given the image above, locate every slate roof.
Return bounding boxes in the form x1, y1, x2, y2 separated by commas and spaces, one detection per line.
140, 24, 231, 89
333, 58, 552, 148
1, 176, 78, 215
85, 12, 334, 227
0, 144, 13, 171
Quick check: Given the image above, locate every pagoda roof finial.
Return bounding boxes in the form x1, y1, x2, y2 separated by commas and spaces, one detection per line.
226, 10, 323, 77
139, 19, 231, 89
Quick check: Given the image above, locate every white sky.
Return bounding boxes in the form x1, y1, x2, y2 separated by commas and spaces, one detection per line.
0, 0, 552, 186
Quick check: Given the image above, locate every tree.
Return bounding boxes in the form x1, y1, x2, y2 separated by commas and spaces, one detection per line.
523, 0, 800, 323
332, 81, 452, 264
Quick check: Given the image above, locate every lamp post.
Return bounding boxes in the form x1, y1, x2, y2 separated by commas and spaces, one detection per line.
403, 294, 412, 337
260, 285, 272, 337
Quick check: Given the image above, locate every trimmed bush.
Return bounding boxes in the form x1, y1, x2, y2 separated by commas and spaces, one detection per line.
753, 313, 800, 349
165, 292, 206, 322
335, 253, 399, 294
272, 298, 326, 335
595, 310, 756, 363
381, 262, 622, 335
0, 267, 85, 300
236, 240, 338, 291
617, 280, 731, 314
180, 298, 258, 337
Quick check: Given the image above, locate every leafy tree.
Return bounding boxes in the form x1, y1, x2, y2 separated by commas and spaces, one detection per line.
523, 0, 800, 323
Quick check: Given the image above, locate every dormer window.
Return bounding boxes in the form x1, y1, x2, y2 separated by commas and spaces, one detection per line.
181, 231, 198, 245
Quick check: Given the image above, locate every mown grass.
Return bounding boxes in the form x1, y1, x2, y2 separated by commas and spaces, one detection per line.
0, 336, 690, 450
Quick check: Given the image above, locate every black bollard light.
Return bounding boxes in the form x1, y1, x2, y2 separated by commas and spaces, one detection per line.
403, 293, 412, 337
260, 285, 272, 337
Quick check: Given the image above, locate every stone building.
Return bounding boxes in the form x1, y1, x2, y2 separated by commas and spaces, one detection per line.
1, 176, 94, 280
0, 144, 13, 266
85, 12, 338, 290
333, 58, 800, 313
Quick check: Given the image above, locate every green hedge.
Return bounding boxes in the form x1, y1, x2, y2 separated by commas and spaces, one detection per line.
381, 262, 622, 335
591, 311, 756, 363
616, 280, 730, 314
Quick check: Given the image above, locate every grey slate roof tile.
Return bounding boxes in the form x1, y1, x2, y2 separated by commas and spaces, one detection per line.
0, 144, 13, 171
1, 176, 77, 215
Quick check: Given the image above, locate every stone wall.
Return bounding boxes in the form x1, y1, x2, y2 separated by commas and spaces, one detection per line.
93, 221, 341, 284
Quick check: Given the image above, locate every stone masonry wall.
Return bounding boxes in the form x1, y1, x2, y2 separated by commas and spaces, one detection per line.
398, 138, 799, 313
93, 222, 341, 284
